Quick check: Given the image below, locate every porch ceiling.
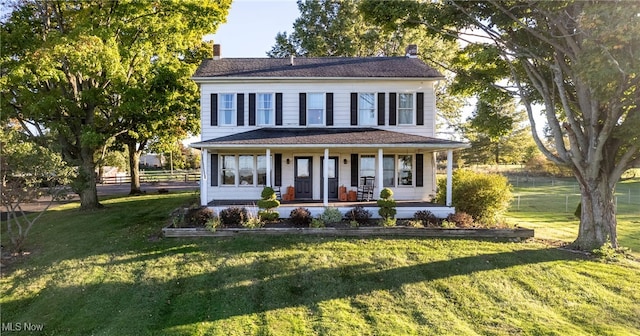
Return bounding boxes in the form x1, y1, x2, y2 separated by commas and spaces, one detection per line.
191, 128, 468, 151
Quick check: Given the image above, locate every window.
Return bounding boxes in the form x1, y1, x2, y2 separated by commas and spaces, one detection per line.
383, 155, 395, 187
360, 155, 376, 179
238, 155, 254, 185
257, 93, 274, 125
359, 93, 376, 125
219, 93, 235, 125
398, 93, 414, 125
398, 155, 413, 186
257, 155, 267, 185
307, 93, 324, 125
221, 155, 236, 185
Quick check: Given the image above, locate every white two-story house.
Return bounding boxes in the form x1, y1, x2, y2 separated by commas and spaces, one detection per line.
190, 45, 468, 218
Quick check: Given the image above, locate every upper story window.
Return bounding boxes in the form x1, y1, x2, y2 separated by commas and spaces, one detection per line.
359, 93, 376, 125
398, 93, 414, 125
219, 93, 235, 126
307, 93, 324, 125
257, 93, 274, 125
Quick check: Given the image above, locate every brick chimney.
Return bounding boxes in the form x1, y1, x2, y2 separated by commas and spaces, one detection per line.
213, 44, 221, 60
405, 44, 418, 58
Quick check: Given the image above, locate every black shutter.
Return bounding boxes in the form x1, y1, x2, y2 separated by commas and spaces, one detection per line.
299, 93, 306, 126
389, 93, 397, 126
274, 153, 282, 186
276, 93, 283, 125
249, 93, 256, 126
211, 153, 218, 186
416, 154, 424, 187
326, 93, 334, 126
210, 94, 218, 126
351, 153, 359, 187
350, 93, 358, 125
236, 94, 244, 126
377, 92, 385, 126
417, 92, 424, 125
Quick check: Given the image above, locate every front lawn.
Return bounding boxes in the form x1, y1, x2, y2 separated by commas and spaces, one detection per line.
2, 192, 639, 335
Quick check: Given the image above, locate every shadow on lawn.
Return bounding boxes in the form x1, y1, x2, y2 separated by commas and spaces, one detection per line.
1, 246, 586, 333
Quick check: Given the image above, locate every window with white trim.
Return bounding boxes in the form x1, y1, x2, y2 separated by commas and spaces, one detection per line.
219, 93, 235, 126
221, 155, 236, 185
383, 155, 395, 187
257, 93, 274, 125
398, 93, 414, 125
359, 93, 376, 125
238, 155, 254, 185
398, 155, 413, 186
257, 155, 267, 185
307, 93, 324, 125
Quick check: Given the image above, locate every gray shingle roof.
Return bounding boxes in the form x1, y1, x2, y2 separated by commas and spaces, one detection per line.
192, 57, 442, 79
191, 128, 468, 149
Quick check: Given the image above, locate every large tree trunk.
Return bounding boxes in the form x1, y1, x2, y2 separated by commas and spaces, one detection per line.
77, 155, 102, 210
573, 175, 618, 250
126, 141, 143, 195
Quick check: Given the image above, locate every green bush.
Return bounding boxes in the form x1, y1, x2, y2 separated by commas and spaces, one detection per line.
257, 186, 280, 222
446, 212, 474, 228
319, 207, 342, 224
436, 169, 512, 224
377, 188, 397, 219
413, 210, 439, 227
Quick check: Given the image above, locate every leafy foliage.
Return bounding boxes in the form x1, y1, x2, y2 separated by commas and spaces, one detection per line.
446, 212, 475, 228
345, 206, 372, 225
436, 169, 512, 225
219, 207, 248, 226
318, 207, 342, 224
289, 207, 313, 227
184, 207, 215, 227
413, 210, 439, 227
377, 188, 397, 219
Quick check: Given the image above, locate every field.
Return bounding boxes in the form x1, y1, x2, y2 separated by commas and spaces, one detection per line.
1, 180, 639, 335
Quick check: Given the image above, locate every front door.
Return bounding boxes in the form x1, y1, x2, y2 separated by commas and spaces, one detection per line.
321, 157, 339, 199
294, 157, 312, 199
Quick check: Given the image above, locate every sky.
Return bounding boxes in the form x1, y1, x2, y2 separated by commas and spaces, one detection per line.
207, 0, 300, 58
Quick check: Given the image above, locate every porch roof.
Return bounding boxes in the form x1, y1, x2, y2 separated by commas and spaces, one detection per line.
191, 128, 469, 150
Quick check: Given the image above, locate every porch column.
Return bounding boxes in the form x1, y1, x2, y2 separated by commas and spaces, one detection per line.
323, 148, 329, 206
446, 149, 453, 206
377, 148, 384, 196
266, 148, 271, 187
201, 148, 208, 206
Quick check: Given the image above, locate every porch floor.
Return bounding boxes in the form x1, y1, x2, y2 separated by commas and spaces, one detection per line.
208, 199, 445, 208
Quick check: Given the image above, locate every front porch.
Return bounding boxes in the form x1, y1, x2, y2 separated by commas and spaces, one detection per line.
208, 199, 455, 219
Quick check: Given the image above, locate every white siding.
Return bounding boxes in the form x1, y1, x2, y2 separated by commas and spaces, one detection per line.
198, 79, 438, 142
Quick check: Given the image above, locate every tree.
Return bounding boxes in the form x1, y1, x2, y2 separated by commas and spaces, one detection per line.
268, 0, 465, 135
362, 0, 640, 250
463, 98, 537, 165
1, 0, 231, 208
1, 123, 73, 252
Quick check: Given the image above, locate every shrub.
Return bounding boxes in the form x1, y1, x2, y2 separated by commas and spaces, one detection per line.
289, 207, 312, 227
377, 188, 397, 219
243, 213, 264, 228
440, 220, 456, 228
405, 220, 424, 228
345, 205, 372, 225
446, 212, 474, 228
413, 210, 439, 227
184, 207, 214, 226
310, 218, 325, 228
435, 169, 512, 224
380, 217, 397, 227
205, 216, 222, 232
219, 207, 247, 226
257, 186, 280, 222
319, 207, 342, 224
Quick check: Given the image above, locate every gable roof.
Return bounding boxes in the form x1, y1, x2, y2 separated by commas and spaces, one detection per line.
191, 128, 468, 150
192, 57, 443, 79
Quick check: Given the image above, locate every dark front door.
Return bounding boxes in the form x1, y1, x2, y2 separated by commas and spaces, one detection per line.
321, 157, 339, 199
295, 157, 312, 199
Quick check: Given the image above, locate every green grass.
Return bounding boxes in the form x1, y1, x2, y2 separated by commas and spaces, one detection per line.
2, 192, 640, 335
506, 177, 640, 256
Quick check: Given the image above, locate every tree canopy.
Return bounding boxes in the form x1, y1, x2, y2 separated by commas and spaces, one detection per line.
362, 0, 640, 250
1, 0, 231, 208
